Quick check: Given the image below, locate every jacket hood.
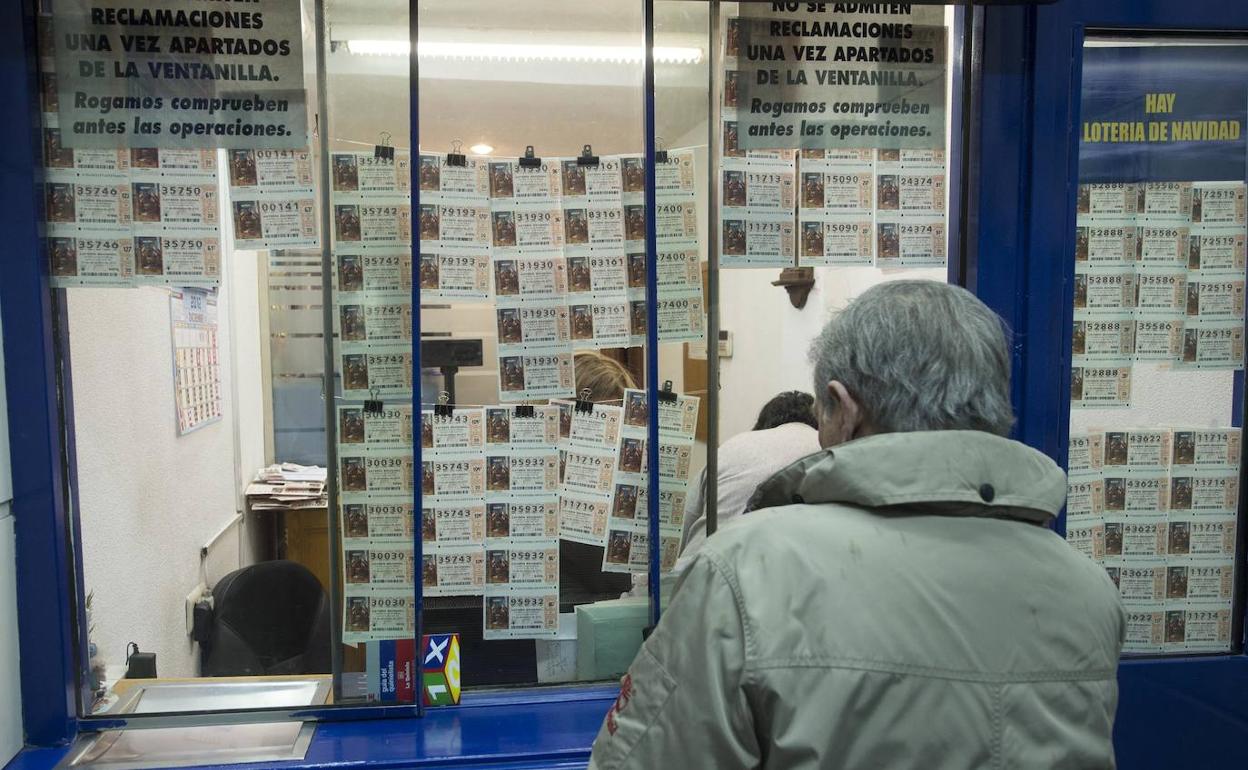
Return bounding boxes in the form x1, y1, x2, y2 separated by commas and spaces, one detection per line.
746, 430, 1067, 524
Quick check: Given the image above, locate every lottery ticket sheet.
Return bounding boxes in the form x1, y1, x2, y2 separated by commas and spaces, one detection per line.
1070, 363, 1132, 408
630, 149, 707, 342
416, 408, 488, 600
337, 252, 413, 301
602, 389, 700, 574
413, 400, 568, 639
343, 592, 416, 645
477, 400, 564, 638
45, 139, 223, 287
795, 146, 950, 269
228, 148, 319, 249
331, 151, 415, 254
339, 412, 417, 646
334, 149, 420, 637
1072, 180, 1246, 377
720, 154, 798, 268
556, 401, 625, 547
1063, 427, 1242, 654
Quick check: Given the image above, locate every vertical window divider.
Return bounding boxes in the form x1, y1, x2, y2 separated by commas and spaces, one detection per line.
409, 0, 426, 718
643, 0, 662, 625
312, 0, 346, 704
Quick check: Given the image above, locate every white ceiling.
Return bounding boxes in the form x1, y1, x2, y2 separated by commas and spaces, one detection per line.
328, 0, 649, 34
319, 0, 714, 156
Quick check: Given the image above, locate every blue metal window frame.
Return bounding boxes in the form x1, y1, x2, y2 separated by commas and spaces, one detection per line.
642, 0, 665, 623
975, 2, 1248, 768
16, 0, 1246, 763
408, 0, 424, 720
1, 0, 84, 747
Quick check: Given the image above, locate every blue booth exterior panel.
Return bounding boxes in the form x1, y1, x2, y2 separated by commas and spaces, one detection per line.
978, 1, 1248, 768
6, 1, 1248, 768
0, 0, 88, 749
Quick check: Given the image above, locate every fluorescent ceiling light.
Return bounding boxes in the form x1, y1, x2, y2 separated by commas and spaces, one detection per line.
469, 143, 494, 155
345, 39, 703, 64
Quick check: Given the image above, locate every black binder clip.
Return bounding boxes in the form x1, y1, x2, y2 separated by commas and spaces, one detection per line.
518, 145, 542, 169
515, 403, 535, 418
434, 391, 453, 417
657, 380, 678, 403
363, 389, 384, 415
655, 136, 669, 165
446, 139, 467, 168
374, 131, 394, 162
576, 144, 600, 167
575, 388, 595, 414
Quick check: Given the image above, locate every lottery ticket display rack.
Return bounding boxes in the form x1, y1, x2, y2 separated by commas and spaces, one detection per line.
319, 0, 711, 706
327, 146, 708, 678
1062, 36, 1248, 657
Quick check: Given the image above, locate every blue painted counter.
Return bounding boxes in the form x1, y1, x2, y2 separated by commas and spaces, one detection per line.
9, 662, 1248, 770
1115, 656, 1248, 769
3, 687, 615, 770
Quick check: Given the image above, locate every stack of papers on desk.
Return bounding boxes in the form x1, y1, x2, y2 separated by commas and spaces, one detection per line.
246, 464, 327, 510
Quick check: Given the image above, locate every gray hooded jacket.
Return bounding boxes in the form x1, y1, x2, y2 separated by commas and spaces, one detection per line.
588, 431, 1125, 770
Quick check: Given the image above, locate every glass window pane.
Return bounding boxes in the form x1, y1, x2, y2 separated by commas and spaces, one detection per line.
38, 0, 341, 715
415, 0, 649, 689
325, 0, 416, 704
268, 249, 329, 468
651, 0, 713, 611
1066, 37, 1247, 655
670, 3, 958, 595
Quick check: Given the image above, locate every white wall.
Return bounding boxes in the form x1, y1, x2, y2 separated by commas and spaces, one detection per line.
712, 4, 956, 442
67, 168, 268, 684
0, 307, 22, 762
717, 266, 946, 440
68, 282, 247, 681
221, 187, 270, 500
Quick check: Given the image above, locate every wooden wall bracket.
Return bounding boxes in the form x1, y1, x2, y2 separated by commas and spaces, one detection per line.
772, 267, 815, 309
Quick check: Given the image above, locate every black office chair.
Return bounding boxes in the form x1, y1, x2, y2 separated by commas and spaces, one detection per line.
199, 560, 331, 677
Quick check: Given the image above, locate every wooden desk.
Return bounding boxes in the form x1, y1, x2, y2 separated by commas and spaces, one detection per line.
275, 506, 332, 594
249, 505, 365, 672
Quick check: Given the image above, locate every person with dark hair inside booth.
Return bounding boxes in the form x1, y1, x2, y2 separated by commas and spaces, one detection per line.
676, 391, 821, 567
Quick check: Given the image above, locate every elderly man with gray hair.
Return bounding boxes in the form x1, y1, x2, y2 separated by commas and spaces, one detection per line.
589, 280, 1124, 770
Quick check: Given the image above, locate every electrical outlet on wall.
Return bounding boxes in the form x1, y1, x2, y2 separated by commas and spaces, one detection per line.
185, 583, 208, 636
